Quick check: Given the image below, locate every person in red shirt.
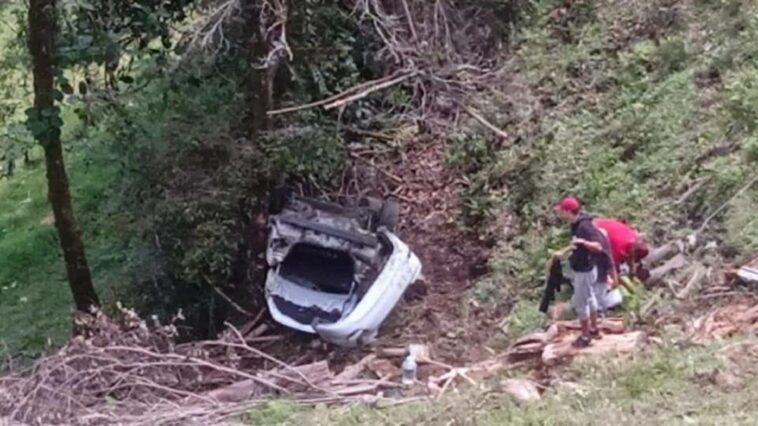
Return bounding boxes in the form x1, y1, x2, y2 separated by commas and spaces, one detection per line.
592, 218, 650, 282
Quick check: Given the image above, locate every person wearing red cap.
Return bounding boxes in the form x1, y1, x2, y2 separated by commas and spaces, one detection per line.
592, 218, 650, 281
554, 196, 609, 348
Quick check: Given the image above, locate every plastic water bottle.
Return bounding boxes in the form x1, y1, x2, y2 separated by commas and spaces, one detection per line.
401, 352, 417, 386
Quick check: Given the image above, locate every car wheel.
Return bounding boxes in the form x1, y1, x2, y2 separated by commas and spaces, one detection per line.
376, 199, 399, 232
360, 196, 383, 214
269, 186, 291, 214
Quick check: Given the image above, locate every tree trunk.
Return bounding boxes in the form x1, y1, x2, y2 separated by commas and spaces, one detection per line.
29, 0, 100, 313
242, 0, 275, 137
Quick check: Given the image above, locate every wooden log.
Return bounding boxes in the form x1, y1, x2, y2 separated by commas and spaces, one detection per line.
367, 358, 401, 380
205, 379, 260, 403
513, 324, 559, 347
375, 344, 430, 360
553, 318, 626, 335
334, 355, 375, 382
648, 253, 689, 285
542, 331, 645, 366
333, 381, 389, 396
644, 242, 680, 267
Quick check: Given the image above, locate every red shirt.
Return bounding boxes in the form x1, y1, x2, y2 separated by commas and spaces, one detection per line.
593, 218, 638, 267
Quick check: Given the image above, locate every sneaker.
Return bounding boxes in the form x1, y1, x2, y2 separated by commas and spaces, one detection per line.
572, 335, 592, 348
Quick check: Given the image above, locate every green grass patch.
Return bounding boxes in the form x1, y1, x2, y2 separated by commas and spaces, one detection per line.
0, 126, 127, 360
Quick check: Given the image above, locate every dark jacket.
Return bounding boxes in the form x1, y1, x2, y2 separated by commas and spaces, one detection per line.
569, 213, 606, 273
539, 257, 571, 313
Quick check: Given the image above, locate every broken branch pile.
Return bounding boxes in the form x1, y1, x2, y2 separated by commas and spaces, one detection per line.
0, 310, 397, 426
267, 0, 509, 131
689, 299, 758, 344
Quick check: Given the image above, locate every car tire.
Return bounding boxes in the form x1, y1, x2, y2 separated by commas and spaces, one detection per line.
269, 186, 291, 215
376, 199, 399, 232
360, 196, 383, 214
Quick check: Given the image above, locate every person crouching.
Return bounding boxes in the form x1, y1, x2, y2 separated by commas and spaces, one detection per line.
554, 196, 606, 348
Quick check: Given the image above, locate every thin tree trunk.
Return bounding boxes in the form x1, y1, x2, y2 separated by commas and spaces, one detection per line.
242, 0, 272, 137
29, 0, 100, 313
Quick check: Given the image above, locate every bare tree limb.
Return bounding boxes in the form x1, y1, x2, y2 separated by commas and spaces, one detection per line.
267, 71, 414, 115
324, 72, 417, 110
460, 104, 509, 140
697, 174, 758, 233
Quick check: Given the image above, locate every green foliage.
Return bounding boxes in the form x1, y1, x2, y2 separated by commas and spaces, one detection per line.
245, 400, 302, 425
499, 299, 544, 340
57, 0, 191, 68
620, 353, 680, 398
746, 135, 758, 163
25, 105, 63, 143
446, 127, 501, 230
288, 1, 363, 100
722, 67, 758, 132
0, 1, 33, 176
724, 190, 758, 253
91, 67, 254, 334
0, 142, 125, 359
262, 115, 345, 185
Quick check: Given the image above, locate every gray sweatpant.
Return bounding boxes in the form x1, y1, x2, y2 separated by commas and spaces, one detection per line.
593, 279, 609, 314
572, 268, 598, 320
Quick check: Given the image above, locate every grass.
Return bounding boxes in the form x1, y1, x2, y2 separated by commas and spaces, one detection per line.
0, 123, 127, 359
243, 337, 758, 425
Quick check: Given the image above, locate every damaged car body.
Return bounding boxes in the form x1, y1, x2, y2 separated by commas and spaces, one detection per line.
264, 189, 422, 347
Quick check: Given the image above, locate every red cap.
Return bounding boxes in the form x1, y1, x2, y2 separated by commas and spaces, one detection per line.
555, 196, 581, 214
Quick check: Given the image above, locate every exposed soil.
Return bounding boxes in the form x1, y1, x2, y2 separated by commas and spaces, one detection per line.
362, 134, 497, 363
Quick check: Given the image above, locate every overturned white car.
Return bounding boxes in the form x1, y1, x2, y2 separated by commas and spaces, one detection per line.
264, 189, 422, 347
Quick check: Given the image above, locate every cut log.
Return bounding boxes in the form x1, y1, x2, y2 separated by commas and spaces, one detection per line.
333, 382, 386, 396
649, 253, 689, 285
334, 355, 375, 382
249, 324, 269, 338
205, 379, 260, 403
367, 358, 401, 380
542, 331, 645, 366
375, 344, 430, 361
644, 242, 680, 267
553, 318, 626, 335
513, 324, 559, 347
259, 360, 334, 393
506, 342, 546, 363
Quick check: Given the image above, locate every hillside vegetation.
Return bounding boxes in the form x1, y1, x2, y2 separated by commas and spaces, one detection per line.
467, 0, 758, 302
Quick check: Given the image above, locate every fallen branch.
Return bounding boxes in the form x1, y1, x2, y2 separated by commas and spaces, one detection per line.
324, 72, 417, 110
460, 104, 509, 140
349, 152, 404, 184
674, 177, 709, 205
267, 72, 412, 116
226, 325, 336, 396
697, 174, 758, 233
212, 286, 257, 317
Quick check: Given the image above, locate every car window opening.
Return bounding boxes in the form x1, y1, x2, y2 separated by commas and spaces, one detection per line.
280, 243, 356, 294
